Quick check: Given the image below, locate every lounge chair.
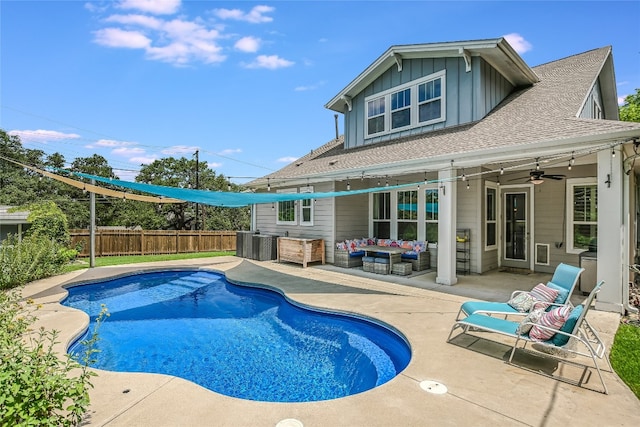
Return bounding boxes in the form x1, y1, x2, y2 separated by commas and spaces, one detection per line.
447, 280, 610, 393
456, 263, 584, 320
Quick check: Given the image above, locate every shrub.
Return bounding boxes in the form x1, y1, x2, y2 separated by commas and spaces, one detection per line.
0, 288, 107, 426
0, 234, 77, 290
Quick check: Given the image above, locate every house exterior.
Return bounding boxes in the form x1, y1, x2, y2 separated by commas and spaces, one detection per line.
247, 38, 640, 314
0, 205, 30, 241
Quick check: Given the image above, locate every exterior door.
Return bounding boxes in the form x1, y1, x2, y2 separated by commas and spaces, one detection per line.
501, 189, 531, 269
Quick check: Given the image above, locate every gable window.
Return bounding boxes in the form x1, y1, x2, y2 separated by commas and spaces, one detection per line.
373, 192, 391, 238
391, 88, 411, 129
300, 186, 313, 226
566, 179, 597, 253
367, 96, 386, 135
425, 189, 438, 243
397, 190, 418, 240
364, 70, 446, 138
276, 189, 297, 225
485, 184, 497, 250
418, 78, 442, 123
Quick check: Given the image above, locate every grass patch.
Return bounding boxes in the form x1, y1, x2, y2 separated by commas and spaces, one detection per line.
610, 323, 640, 399
62, 251, 235, 273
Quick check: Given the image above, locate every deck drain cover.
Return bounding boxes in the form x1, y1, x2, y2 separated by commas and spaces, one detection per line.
276, 419, 303, 427
419, 380, 448, 394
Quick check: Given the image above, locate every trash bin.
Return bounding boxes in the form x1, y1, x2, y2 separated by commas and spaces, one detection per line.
579, 250, 597, 295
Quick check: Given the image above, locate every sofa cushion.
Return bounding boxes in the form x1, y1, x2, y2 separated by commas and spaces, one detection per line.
349, 250, 365, 257
401, 252, 418, 260
413, 241, 427, 252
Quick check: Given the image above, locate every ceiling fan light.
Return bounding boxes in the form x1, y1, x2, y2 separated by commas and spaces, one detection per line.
531, 178, 544, 185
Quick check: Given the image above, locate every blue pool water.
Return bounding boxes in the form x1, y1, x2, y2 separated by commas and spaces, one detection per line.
63, 270, 411, 402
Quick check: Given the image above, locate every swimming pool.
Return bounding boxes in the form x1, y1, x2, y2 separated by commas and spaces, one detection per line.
63, 270, 411, 402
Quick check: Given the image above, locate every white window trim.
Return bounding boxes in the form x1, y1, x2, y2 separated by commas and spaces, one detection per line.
276, 189, 297, 225
565, 177, 597, 254
535, 243, 550, 265
485, 182, 498, 251
299, 186, 314, 226
364, 70, 446, 139
425, 187, 439, 245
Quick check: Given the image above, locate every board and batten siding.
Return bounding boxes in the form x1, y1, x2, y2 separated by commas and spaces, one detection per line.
253, 181, 336, 262
579, 79, 604, 119
343, 56, 514, 149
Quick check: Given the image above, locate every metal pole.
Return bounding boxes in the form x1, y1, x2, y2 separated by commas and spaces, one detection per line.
89, 179, 96, 268
195, 150, 200, 230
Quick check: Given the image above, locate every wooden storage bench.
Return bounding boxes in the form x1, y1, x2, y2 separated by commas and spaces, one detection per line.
277, 237, 325, 268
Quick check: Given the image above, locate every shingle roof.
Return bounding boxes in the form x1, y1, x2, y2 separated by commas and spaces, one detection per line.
250, 46, 640, 188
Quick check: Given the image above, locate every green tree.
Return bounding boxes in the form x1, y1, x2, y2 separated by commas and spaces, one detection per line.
620, 88, 640, 122
136, 157, 234, 230
19, 201, 70, 245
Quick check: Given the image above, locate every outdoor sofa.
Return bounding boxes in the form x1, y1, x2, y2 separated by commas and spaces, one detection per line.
334, 238, 429, 271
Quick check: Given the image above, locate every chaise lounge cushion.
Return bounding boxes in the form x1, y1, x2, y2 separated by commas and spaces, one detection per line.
546, 282, 570, 304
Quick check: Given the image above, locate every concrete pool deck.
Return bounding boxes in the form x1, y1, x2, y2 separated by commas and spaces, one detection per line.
23, 257, 640, 426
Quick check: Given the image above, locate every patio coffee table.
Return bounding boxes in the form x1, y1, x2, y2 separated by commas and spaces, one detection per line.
362, 245, 407, 273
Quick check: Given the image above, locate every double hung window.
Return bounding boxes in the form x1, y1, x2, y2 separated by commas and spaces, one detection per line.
397, 190, 418, 240
373, 192, 391, 239
425, 189, 439, 243
485, 185, 497, 249
566, 179, 597, 253
276, 189, 297, 225
300, 186, 313, 226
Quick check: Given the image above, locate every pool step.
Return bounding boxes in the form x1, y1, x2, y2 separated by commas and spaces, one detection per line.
75, 273, 216, 316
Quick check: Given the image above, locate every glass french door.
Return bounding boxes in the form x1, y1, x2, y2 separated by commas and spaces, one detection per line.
502, 190, 530, 269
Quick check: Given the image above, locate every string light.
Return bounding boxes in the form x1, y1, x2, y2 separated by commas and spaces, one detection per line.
461, 168, 466, 181
347, 180, 351, 191
500, 165, 504, 175
267, 178, 271, 192
424, 172, 428, 185
466, 181, 470, 190
569, 152, 575, 170
612, 147, 616, 158
535, 158, 540, 170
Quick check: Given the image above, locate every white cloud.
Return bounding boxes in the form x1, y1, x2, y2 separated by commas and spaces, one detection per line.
244, 54, 294, 70
214, 5, 274, 23
112, 147, 145, 156
117, 0, 181, 15
208, 161, 223, 169
128, 155, 157, 165
295, 80, 325, 92
235, 36, 261, 53
277, 156, 298, 163
503, 33, 532, 54
94, 14, 225, 65
94, 28, 151, 48
619, 95, 628, 106
218, 148, 242, 156
8, 129, 80, 143
91, 139, 137, 148
105, 14, 163, 29
161, 145, 199, 155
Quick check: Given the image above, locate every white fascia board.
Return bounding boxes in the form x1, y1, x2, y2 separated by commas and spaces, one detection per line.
324, 38, 526, 113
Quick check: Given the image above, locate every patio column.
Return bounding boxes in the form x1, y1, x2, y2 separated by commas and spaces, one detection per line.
436, 168, 458, 285
595, 147, 624, 313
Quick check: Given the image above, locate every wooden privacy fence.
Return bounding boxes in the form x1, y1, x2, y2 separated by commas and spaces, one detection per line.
70, 229, 237, 257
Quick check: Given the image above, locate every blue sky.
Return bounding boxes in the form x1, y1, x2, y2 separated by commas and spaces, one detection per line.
2, 0, 639, 184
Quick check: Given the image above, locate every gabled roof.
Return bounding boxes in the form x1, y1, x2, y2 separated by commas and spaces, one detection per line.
251, 46, 640, 188
325, 38, 540, 113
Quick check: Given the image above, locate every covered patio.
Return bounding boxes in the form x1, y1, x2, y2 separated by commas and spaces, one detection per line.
24, 256, 639, 426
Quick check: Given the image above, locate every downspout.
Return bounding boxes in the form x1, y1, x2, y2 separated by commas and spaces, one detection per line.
623, 162, 639, 314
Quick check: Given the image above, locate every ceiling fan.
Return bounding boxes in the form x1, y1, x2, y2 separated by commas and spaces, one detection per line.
526, 170, 566, 184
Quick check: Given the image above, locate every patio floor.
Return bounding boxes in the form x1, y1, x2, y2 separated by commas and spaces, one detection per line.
23, 256, 640, 426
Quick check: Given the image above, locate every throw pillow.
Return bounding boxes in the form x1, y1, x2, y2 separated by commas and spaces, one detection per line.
517, 308, 544, 335
529, 283, 559, 306
546, 282, 570, 304
551, 305, 583, 346
529, 305, 572, 341
507, 292, 536, 312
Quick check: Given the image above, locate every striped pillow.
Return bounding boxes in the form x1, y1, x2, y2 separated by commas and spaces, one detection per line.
529, 305, 572, 341
529, 283, 559, 306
